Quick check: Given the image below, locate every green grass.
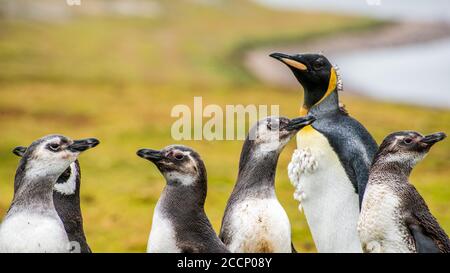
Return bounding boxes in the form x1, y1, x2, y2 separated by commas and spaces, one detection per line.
0, 0, 449, 252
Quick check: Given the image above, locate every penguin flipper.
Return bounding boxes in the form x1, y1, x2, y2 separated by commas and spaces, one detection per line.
84, 244, 92, 253
291, 242, 297, 253
405, 184, 450, 253
179, 243, 200, 253
351, 158, 371, 207
408, 224, 440, 253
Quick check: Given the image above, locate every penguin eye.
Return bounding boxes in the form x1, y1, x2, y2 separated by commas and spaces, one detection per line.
403, 138, 413, 145
313, 59, 325, 70
48, 143, 61, 152
267, 121, 279, 131
173, 153, 184, 160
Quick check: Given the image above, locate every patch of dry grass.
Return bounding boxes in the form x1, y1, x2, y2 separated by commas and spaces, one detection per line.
0, 0, 448, 252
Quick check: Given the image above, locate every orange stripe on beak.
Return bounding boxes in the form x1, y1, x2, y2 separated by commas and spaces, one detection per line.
281, 58, 307, 71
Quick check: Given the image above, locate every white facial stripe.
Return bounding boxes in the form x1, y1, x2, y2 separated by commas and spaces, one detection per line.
383, 153, 406, 164
383, 152, 425, 167
392, 136, 403, 147
186, 153, 199, 171
53, 163, 78, 195
180, 151, 190, 156
25, 160, 53, 181
174, 150, 198, 170
253, 120, 291, 154
164, 172, 195, 186
257, 137, 288, 154
25, 137, 77, 180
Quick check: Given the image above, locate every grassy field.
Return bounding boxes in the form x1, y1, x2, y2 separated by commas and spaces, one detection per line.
0, 0, 449, 252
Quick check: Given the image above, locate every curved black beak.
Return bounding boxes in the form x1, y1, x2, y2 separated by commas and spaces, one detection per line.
287, 115, 316, 131
137, 148, 164, 162
420, 132, 446, 146
270, 52, 308, 71
270, 52, 294, 61
12, 146, 27, 157
68, 138, 100, 152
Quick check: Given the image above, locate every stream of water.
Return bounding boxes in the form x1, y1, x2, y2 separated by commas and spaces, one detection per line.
255, 0, 450, 108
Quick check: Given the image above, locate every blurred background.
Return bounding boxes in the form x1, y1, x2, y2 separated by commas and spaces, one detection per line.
0, 0, 449, 252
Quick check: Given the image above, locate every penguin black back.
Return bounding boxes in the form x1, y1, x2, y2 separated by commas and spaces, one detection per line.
310, 100, 378, 198
52, 161, 91, 253
401, 184, 450, 253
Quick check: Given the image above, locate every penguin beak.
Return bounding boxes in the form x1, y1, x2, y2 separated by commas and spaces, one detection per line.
270, 52, 308, 71
420, 132, 446, 146
68, 138, 100, 152
137, 148, 164, 162
287, 115, 316, 131
12, 146, 27, 157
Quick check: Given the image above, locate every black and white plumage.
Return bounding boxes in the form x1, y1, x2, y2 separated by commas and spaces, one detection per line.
270, 52, 378, 252
137, 145, 229, 253
219, 116, 315, 253
0, 135, 99, 253
358, 131, 450, 253
13, 146, 91, 253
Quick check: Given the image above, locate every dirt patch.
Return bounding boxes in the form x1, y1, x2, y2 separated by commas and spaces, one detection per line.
0, 107, 26, 118
0, 106, 92, 125
35, 111, 92, 125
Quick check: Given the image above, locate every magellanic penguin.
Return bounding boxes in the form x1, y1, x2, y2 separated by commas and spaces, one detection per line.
0, 135, 99, 253
137, 145, 229, 253
358, 131, 450, 253
219, 115, 316, 253
270, 52, 378, 253
12, 146, 91, 253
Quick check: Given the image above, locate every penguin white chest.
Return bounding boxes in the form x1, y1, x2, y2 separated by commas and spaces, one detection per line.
288, 128, 361, 253
358, 184, 415, 253
227, 198, 291, 253
147, 202, 180, 253
0, 212, 69, 253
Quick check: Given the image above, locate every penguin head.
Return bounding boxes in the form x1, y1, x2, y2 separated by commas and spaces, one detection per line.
13, 145, 81, 195
137, 145, 206, 186
270, 52, 340, 110
374, 131, 446, 168
17, 135, 99, 179
247, 115, 316, 154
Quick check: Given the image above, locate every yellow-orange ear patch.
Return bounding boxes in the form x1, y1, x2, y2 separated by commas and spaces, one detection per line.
281, 58, 307, 71
315, 67, 337, 106
327, 67, 337, 93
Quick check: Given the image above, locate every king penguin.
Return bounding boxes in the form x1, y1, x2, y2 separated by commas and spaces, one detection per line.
358, 131, 450, 253
270, 52, 378, 253
0, 135, 99, 253
12, 146, 91, 253
219, 115, 315, 253
137, 145, 229, 253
